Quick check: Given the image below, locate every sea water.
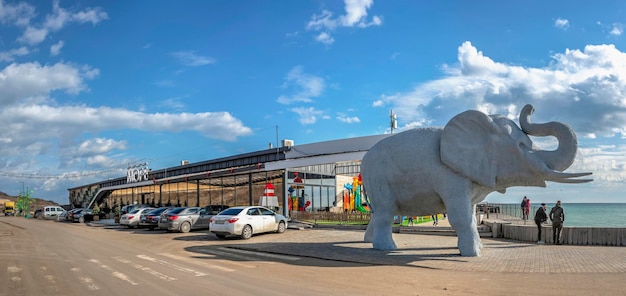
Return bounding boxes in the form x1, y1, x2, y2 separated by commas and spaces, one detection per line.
536, 203, 626, 228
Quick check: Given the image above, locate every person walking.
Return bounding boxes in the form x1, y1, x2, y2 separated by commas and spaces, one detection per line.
534, 203, 548, 244
549, 200, 565, 245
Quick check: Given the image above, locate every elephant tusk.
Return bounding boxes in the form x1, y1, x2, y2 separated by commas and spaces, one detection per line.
553, 178, 594, 183
546, 170, 593, 183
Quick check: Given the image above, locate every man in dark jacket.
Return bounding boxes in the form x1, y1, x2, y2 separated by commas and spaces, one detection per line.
549, 200, 565, 245
534, 203, 548, 244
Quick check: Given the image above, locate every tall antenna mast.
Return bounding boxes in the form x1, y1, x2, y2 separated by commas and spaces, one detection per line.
390, 109, 397, 134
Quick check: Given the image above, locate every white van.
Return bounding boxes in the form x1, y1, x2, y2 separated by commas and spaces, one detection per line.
42, 206, 66, 220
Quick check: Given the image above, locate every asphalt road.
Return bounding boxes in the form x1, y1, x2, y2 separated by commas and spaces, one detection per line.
0, 217, 372, 296
1, 216, 623, 296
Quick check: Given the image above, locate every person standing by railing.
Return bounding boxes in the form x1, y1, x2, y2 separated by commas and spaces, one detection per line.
521, 196, 529, 220
534, 203, 548, 244
549, 200, 565, 245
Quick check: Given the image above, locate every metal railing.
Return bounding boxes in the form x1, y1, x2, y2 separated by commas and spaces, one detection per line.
476, 203, 540, 224
288, 203, 542, 225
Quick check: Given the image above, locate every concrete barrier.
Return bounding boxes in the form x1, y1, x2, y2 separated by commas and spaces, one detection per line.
484, 219, 625, 246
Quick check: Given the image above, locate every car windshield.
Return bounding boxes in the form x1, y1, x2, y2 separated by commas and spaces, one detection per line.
218, 208, 243, 216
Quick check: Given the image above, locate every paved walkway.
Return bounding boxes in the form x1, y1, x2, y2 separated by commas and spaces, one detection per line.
90, 219, 626, 273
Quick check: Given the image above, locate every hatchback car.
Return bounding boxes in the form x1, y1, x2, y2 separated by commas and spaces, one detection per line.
157, 207, 212, 233
209, 206, 288, 239
120, 207, 154, 228
139, 207, 173, 230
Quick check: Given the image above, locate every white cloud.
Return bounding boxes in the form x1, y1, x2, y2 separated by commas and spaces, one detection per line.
554, 18, 569, 30
0, 104, 253, 171
378, 41, 626, 186
17, 1, 108, 45
277, 66, 325, 105
0, 46, 29, 62
337, 113, 360, 123
306, 0, 382, 45
50, 40, 64, 56
76, 138, 127, 156
154, 80, 175, 87
0, 61, 96, 105
171, 51, 215, 67
0, 1, 36, 27
159, 97, 187, 111
610, 23, 623, 36
290, 107, 324, 124
315, 32, 335, 45
372, 99, 384, 107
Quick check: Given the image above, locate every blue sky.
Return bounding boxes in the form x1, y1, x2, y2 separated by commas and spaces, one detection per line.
1, 0, 625, 205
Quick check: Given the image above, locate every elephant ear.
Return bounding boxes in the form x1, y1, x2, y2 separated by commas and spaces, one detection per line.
441, 110, 501, 188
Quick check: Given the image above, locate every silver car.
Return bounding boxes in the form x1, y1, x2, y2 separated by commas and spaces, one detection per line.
120, 207, 154, 228
157, 207, 211, 233
209, 206, 288, 239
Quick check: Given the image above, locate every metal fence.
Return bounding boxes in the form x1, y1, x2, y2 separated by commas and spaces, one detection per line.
289, 211, 371, 225
288, 203, 541, 225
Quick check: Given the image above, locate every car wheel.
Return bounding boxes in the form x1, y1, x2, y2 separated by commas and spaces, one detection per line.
277, 221, 286, 233
78, 216, 85, 223
241, 225, 253, 240
149, 226, 155, 230
216, 234, 226, 239
127, 225, 133, 229
180, 221, 191, 233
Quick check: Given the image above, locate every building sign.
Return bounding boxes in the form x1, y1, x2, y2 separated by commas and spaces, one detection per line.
127, 163, 150, 183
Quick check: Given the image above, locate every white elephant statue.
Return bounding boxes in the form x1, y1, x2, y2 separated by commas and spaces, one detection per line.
361, 104, 592, 256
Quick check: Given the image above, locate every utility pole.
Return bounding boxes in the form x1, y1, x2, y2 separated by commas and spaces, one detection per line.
390, 110, 397, 134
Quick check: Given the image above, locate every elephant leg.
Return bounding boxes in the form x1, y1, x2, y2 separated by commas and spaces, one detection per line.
370, 212, 396, 250
446, 200, 482, 256
364, 216, 374, 243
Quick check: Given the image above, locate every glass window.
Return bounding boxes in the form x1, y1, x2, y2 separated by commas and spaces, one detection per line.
219, 208, 243, 216
247, 208, 260, 216
259, 208, 274, 215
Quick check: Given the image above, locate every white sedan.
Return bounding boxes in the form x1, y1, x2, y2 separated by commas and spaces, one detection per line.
209, 206, 288, 239
120, 207, 154, 228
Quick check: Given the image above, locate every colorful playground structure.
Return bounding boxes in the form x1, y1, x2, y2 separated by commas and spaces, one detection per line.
341, 174, 370, 213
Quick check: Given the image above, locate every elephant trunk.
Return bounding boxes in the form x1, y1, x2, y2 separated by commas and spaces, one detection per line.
519, 104, 578, 172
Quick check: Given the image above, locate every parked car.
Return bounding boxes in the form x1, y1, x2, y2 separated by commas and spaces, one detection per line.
157, 207, 212, 233
34, 208, 43, 219
139, 207, 173, 230
39, 206, 66, 220
65, 208, 87, 222
120, 207, 154, 228
203, 205, 230, 215
57, 209, 69, 222
120, 208, 154, 228
121, 204, 151, 215
209, 206, 288, 239
70, 208, 93, 223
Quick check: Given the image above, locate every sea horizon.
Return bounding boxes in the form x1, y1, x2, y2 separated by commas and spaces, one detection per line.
485, 202, 626, 228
